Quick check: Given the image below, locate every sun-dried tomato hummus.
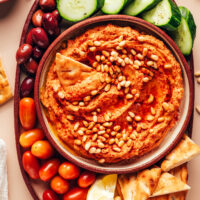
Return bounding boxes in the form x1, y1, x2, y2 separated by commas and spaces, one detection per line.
40, 24, 184, 163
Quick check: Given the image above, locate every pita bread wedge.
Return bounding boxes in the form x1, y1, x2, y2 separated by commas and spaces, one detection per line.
149, 196, 168, 200
118, 167, 162, 200
161, 134, 200, 172
167, 164, 188, 200
151, 172, 190, 197
118, 174, 137, 200
133, 168, 162, 200
0, 59, 12, 105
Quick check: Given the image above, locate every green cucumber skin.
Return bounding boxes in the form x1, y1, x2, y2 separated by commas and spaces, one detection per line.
57, 0, 102, 22
161, 0, 181, 31
97, 0, 105, 9
142, 0, 181, 31
173, 17, 192, 55
144, 0, 162, 12
124, 0, 133, 5
179, 6, 196, 41
124, 0, 162, 16
172, 6, 196, 55
101, 0, 127, 14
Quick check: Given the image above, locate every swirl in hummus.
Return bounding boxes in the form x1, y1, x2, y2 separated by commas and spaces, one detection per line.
40, 24, 184, 164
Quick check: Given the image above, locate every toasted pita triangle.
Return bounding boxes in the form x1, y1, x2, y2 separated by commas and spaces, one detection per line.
161, 134, 200, 172
133, 168, 162, 200
151, 172, 190, 197
118, 174, 137, 200
167, 164, 188, 200
118, 167, 162, 200
55, 53, 93, 87
149, 196, 168, 200
0, 59, 12, 105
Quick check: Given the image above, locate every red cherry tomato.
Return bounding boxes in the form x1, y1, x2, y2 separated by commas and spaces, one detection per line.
22, 151, 40, 179
58, 162, 80, 180
39, 159, 60, 181
19, 98, 36, 130
63, 187, 88, 200
19, 128, 44, 148
31, 140, 54, 159
50, 176, 69, 194
32, 9, 44, 27
43, 189, 59, 200
78, 171, 96, 188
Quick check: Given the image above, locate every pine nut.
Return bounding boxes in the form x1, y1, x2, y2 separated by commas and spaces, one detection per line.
74, 140, 81, 145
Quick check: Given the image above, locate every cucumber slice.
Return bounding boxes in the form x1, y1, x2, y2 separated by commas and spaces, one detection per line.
123, 0, 162, 16
142, 0, 181, 31
57, 0, 101, 22
101, 0, 127, 14
97, 0, 105, 9
172, 7, 196, 55
179, 6, 196, 41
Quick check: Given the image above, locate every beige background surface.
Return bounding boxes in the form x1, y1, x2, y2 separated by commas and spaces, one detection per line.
0, 0, 199, 199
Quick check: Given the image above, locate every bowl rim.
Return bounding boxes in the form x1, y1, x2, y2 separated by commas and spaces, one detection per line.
34, 15, 194, 174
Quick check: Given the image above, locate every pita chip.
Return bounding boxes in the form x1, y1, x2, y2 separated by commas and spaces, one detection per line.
118, 167, 162, 200
0, 59, 12, 105
148, 165, 188, 200
151, 172, 190, 197
118, 174, 137, 200
161, 134, 200, 172
149, 196, 168, 200
167, 164, 188, 200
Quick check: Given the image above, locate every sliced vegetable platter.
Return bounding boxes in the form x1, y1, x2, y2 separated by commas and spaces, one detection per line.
14, 0, 195, 199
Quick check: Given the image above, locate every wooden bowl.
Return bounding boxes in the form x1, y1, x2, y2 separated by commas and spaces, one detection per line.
34, 15, 194, 174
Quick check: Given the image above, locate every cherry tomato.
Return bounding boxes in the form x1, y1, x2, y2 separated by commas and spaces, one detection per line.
32, 9, 44, 27
58, 162, 80, 180
78, 171, 96, 188
43, 189, 59, 200
22, 151, 40, 179
19, 128, 44, 148
31, 140, 54, 159
39, 159, 60, 181
19, 97, 36, 130
63, 187, 88, 200
16, 44, 32, 65
50, 176, 69, 194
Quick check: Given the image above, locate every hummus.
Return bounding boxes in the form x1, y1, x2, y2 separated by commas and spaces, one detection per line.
40, 24, 184, 163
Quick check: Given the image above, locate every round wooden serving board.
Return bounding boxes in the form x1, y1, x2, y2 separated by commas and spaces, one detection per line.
14, 0, 194, 199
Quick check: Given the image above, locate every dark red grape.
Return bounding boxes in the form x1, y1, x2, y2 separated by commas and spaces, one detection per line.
26, 31, 33, 45
16, 44, 32, 65
20, 77, 35, 97
52, 10, 61, 23
42, 13, 60, 37
24, 57, 38, 75
31, 27, 49, 49
39, 0, 56, 12
33, 46, 43, 60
